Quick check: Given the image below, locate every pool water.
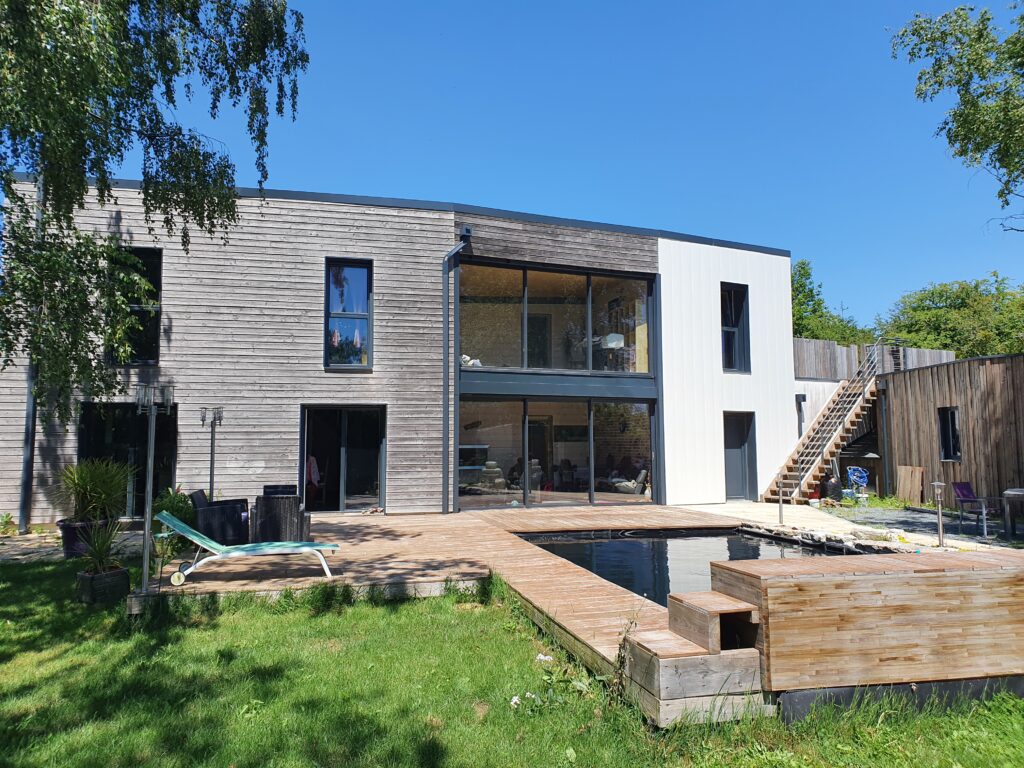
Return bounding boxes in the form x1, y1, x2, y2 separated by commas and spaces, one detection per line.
529, 532, 837, 607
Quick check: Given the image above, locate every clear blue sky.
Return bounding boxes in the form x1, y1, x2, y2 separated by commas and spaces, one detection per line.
121, 1, 1022, 325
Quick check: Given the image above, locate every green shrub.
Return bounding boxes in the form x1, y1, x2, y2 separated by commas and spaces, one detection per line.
56, 459, 134, 521
155, 486, 196, 526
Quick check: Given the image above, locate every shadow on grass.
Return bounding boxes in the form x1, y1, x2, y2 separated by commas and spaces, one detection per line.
1, 560, 454, 767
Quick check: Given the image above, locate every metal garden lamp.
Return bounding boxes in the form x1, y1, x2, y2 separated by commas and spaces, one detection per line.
932, 480, 946, 547
200, 407, 224, 499
137, 383, 174, 594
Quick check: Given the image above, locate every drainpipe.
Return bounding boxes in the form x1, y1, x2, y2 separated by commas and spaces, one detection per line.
441, 230, 471, 514
18, 173, 44, 534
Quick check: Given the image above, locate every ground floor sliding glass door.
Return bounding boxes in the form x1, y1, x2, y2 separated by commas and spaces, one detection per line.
458, 398, 653, 510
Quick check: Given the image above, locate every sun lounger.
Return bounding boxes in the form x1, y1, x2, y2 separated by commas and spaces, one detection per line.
155, 511, 338, 586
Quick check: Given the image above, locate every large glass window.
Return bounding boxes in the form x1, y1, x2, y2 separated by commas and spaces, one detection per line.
527, 401, 590, 505
721, 283, 750, 373
325, 260, 371, 368
459, 264, 523, 368
458, 400, 524, 508
591, 276, 649, 373
459, 264, 651, 374
125, 248, 162, 365
593, 402, 652, 504
527, 271, 587, 370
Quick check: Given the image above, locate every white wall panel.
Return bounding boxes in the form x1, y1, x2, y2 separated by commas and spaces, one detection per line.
796, 379, 841, 436
659, 239, 795, 504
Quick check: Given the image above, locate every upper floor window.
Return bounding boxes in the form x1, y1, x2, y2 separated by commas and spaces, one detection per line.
459, 263, 650, 374
125, 248, 162, 366
325, 260, 372, 369
721, 282, 750, 373
938, 406, 961, 461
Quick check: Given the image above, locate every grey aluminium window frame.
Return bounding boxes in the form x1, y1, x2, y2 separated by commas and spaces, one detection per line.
721, 281, 751, 373
323, 257, 374, 371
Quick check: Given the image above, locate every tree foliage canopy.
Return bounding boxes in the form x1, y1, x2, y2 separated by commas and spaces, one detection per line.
0, 0, 307, 423
893, 6, 1024, 229
876, 273, 1024, 358
791, 259, 871, 346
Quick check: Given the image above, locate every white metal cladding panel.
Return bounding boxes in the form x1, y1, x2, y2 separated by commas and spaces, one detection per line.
0, 186, 457, 523
796, 380, 842, 436
658, 239, 796, 504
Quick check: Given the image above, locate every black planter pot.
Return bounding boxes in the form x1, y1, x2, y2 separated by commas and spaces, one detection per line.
76, 567, 130, 605
57, 519, 106, 559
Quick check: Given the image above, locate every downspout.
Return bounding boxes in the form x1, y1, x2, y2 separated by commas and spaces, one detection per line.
441, 232, 470, 514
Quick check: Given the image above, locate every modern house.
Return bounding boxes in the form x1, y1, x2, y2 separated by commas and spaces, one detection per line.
1, 181, 801, 524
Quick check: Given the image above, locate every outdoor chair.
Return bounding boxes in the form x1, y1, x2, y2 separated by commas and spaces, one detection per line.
155, 511, 339, 586
951, 482, 1000, 537
189, 490, 249, 546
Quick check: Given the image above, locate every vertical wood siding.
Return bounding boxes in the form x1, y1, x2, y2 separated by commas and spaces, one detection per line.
0, 187, 457, 521
880, 355, 1024, 499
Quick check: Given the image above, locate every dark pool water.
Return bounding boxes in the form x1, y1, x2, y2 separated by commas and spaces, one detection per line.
529, 532, 836, 607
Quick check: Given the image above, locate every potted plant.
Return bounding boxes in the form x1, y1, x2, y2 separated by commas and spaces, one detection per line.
75, 520, 131, 604
55, 459, 134, 558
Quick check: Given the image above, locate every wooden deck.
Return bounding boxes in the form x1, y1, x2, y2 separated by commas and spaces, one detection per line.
158, 506, 737, 670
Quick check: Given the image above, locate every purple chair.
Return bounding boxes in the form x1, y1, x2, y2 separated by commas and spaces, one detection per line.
951, 482, 1000, 537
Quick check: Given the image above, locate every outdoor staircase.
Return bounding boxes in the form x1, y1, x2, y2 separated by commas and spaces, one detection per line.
764, 339, 899, 505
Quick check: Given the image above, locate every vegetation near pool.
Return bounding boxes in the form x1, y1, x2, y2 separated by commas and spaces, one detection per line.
1, 560, 1022, 767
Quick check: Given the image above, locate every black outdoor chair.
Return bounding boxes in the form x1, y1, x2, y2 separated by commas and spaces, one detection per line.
262, 484, 298, 497
189, 489, 249, 546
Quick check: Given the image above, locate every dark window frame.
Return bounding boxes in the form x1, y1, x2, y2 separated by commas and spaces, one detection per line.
938, 406, 962, 462
458, 259, 654, 377
721, 282, 750, 373
324, 258, 374, 371
121, 247, 162, 367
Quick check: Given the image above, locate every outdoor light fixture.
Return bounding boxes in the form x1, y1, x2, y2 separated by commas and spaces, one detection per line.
200, 407, 225, 502
932, 480, 946, 547
135, 383, 175, 596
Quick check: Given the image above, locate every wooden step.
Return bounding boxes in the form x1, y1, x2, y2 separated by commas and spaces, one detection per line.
668, 591, 759, 653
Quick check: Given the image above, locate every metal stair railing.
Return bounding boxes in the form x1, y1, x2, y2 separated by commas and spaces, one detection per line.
783, 338, 903, 502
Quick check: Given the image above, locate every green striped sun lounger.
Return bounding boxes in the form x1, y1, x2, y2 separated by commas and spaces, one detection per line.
155, 511, 339, 586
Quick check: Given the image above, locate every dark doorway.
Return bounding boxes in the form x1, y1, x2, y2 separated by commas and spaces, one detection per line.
527, 415, 553, 498
78, 402, 178, 517
526, 314, 552, 368
303, 406, 384, 512
723, 412, 757, 501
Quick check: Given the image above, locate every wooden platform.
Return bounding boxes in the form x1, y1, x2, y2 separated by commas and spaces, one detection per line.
710, 550, 1024, 691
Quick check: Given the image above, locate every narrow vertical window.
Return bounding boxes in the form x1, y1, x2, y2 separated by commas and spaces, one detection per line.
721, 283, 750, 373
325, 260, 372, 368
938, 406, 961, 461
125, 248, 162, 365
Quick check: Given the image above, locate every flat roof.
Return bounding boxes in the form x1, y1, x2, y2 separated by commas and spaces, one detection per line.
13, 173, 791, 258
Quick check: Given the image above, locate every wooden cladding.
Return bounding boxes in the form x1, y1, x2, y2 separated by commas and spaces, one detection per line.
879, 355, 1024, 499
794, 339, 954, 382
710, 551, 1024, 691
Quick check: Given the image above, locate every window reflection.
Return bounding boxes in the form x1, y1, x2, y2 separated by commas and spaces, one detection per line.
459, 264, 522, 368
593, 402, 652, 504
591, 277, 649, 373
527, 271, 587, 370
527, 401, 590, 505
458, 400, 524, 508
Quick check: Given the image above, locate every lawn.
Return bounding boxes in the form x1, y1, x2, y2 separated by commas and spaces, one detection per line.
1, 560, 1023, 767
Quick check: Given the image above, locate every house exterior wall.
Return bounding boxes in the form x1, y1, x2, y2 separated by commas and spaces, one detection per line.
0, 185, 457, 523
658, 238, 795, 504
879, 354, 1024, 500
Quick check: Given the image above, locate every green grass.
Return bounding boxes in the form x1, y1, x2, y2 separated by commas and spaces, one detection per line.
2, 561, 1023, 767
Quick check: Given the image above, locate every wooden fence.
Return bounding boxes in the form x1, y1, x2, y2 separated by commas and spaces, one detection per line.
794, 338, 954, 381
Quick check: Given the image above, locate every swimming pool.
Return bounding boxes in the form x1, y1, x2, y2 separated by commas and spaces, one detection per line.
524, 530, 840, 607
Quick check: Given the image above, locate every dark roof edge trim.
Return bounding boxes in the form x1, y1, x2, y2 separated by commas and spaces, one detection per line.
11, 172, 791, 258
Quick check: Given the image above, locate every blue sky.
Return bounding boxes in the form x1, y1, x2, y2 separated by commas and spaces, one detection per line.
121, 1, 1021, 325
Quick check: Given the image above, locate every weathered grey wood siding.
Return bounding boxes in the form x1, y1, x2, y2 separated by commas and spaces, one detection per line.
0, 185, 457, 522
455, 213, 659, 273
879, 354, 1024, 499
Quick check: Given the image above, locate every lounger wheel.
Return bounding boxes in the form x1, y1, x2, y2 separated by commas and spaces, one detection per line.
170, 571, 186, 586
